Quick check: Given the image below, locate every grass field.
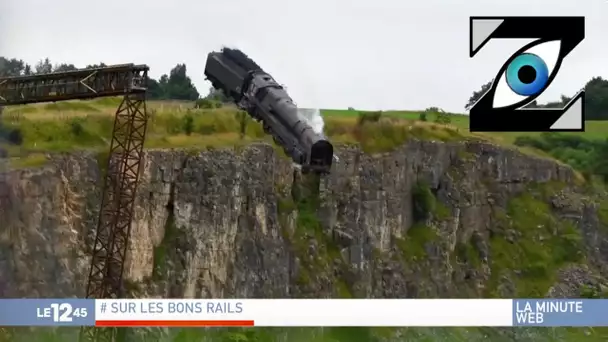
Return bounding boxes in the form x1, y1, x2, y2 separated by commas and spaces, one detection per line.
322, 108, 608, 143
1, 97, 606, 168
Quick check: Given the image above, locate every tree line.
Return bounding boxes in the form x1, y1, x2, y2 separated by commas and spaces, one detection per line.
0, 57, 202, 101
465, 78, 608, 120
4, 56, 608, 119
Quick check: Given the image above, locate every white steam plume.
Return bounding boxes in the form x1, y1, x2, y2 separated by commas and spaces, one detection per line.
296, 108, 325, 135
296, 108, 339, 162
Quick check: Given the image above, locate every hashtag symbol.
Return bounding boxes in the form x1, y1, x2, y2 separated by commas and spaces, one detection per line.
100, 303, 107, 313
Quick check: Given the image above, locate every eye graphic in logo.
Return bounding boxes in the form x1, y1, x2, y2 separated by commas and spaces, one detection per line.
468, 17, 585, 132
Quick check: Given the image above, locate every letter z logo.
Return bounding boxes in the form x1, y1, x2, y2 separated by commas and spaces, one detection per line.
468, 16, 585, 132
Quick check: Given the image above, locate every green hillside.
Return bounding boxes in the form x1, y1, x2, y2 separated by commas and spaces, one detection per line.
321, 108, 608, 142
2, 99, 607, 177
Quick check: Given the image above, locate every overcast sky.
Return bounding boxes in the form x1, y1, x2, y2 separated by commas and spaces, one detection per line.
0, 0, 606, 113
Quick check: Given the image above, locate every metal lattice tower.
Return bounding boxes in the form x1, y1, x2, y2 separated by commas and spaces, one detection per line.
81, 93, 148, 342
0, 109, 9, 224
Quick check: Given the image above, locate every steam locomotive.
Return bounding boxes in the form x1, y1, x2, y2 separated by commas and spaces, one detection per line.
204, 48, 333, 174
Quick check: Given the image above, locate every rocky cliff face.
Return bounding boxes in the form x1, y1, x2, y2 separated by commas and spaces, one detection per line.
2, 140, 607, 303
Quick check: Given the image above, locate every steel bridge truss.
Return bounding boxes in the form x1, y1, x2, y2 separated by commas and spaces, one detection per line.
0, 64, 150, 342
0, 64, 148, 105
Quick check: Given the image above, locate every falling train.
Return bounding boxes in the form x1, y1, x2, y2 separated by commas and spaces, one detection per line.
204, 48, 334, 174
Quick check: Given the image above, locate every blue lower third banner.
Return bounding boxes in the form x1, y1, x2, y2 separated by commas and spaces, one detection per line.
0, 299, 95, 326
513, 299, 608, 326
0, 298, 607, 327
